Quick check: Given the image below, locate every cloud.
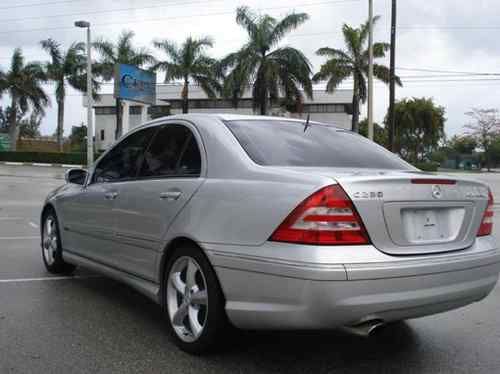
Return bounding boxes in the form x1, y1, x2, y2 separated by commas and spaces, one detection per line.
0, 0, 499, 138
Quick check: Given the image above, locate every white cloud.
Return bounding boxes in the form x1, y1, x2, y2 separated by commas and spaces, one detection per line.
0, 0, 499, 138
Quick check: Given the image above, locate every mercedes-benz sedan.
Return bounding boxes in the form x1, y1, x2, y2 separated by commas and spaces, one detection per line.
41, 114, 500, 353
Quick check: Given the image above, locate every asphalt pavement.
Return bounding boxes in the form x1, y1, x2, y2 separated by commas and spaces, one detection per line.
1, 165, 500, 373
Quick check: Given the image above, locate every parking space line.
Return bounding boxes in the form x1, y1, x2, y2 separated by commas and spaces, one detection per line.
0, 275, 98, 283
0, 236, 39, 240
29, 221, 39, 229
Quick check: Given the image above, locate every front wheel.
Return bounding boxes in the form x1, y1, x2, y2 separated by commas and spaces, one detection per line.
163, 245, 229, 354
41, 211, 76, 274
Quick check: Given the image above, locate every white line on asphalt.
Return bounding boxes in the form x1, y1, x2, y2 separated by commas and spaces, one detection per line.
29, 221, 39, 229
4, 162, 23, 166
62, 164, 83, 168
32, 163, 53, 167
0, 236, 39, 240
0, 276, 98, 283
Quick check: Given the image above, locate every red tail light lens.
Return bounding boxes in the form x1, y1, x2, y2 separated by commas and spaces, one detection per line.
478, 189, 494, 236
270, 185, 370, 245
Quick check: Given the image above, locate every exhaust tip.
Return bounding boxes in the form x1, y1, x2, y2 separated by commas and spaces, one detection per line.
341, 319, 385, 337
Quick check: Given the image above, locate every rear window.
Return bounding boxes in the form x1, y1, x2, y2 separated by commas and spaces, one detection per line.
225, 120, 413, 170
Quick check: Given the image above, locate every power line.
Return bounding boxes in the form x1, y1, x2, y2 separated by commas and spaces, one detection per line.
0, 0, 81, 10
397, 67, 500, 76
400, 26, 500, 30
0, 0, 222, 24
0, 0, 360, 34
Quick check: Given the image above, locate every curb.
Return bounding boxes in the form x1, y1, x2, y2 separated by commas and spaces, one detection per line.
0, 161, 83, 168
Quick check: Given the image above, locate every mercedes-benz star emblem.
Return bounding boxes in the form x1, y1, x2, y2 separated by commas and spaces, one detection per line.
432, 185, 442, 199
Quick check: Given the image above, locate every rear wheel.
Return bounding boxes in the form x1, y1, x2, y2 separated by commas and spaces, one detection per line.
163, 245, 228, 354
41, 211, 76, 274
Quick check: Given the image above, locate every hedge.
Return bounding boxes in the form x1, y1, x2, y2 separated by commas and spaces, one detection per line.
0, 151, 100, 165
413, 161, 440, 172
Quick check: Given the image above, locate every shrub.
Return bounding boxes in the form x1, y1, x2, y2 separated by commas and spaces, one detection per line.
413, 161, 439, 172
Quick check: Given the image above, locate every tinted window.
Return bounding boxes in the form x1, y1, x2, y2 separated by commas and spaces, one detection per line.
139, 124, 201, 178
92, 127, 157, 183
226, 120, 413, 170
178, 135, 201, 176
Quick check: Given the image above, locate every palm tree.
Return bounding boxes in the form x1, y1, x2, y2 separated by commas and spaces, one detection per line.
153, 36, 221, 114
222, 6, 313, 115
0, 48, 49, 151
313, 16, 401, 132
93, 30, 155, 139
41, 38, 96, 151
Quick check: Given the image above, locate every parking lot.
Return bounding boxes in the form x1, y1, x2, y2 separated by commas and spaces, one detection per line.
1, 164, 500, 374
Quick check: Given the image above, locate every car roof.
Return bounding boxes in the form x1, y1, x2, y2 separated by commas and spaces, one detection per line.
143, 113, 345, 129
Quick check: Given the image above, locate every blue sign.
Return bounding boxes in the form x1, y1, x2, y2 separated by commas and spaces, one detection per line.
114, 64, 156, 105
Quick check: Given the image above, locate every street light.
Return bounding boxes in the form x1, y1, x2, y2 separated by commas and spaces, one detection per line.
367, 0, 374, 141
74, 20, 93, 167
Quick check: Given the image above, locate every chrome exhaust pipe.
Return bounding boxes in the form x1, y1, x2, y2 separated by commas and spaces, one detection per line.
341, 319, 385, 337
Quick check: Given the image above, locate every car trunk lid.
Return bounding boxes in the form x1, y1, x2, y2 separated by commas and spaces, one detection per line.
334, 170, 490, 255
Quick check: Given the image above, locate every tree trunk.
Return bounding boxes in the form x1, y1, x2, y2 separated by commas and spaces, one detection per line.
259, 79, 268, 115
57, 99, 64, 152
260, 89, 268, 115
182, 78, 189, 114
8, 95, 18, 151
115, 98, 122, 140
351, 93, 360, 133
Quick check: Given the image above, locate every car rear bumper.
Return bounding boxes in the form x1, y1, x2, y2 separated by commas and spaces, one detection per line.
204, 235, 500, 329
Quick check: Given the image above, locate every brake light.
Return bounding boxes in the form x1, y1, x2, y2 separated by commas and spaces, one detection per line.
270, 185, 370, 245
411, 179, 456, 185
478, 189, 494, 236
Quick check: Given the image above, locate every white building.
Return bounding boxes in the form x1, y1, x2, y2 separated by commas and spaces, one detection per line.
90, 84, 353, 151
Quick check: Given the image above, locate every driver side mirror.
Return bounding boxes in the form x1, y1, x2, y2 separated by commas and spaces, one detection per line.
65, 168, 88, 185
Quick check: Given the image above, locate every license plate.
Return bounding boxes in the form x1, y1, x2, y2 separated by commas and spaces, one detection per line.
401, 208, 463, 243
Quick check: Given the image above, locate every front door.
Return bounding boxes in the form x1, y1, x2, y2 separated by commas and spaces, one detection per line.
73, 126, 158, 265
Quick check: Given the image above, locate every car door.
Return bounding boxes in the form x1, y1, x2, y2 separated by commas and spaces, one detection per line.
63, 126, 157, 264
110, 122, 205, 281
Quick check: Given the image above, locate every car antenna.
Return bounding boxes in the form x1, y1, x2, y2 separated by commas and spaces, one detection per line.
303, 113, 311, 132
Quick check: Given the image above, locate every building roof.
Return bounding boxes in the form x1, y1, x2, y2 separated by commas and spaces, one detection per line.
88, 84, 353, 107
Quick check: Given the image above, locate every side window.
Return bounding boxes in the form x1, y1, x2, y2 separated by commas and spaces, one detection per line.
177, 135, 201, 176
92, 127, 157, 183
139, 124, 201, 178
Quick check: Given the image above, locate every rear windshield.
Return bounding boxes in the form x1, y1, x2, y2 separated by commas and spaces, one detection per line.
225, 119, 413, 170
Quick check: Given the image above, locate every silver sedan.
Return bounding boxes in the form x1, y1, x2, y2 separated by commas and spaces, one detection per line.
41, 114, 500, 353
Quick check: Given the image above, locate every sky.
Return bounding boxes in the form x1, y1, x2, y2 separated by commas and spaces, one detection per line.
1, 0, 500, 138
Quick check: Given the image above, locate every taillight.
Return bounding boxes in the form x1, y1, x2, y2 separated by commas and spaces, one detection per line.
478, 189, 494, 236
270, 185, 370, 245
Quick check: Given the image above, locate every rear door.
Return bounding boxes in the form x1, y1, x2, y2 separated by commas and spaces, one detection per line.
336, 172, 490, 255
111, 122, 205, 280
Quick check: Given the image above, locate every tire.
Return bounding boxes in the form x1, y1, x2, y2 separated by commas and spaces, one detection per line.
41, 210, 76, 275
163, 245, 229, 354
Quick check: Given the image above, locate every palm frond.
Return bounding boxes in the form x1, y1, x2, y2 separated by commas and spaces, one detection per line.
268, 12, 309, 46
236, 6, 259, 39
40, 38, 63, 68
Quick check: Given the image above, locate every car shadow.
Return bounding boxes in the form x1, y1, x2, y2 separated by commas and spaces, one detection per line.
73, 274, 421, 373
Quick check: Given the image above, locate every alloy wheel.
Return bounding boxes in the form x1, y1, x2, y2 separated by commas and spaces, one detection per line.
42, 216, 58, 266
166, 256, 209, 342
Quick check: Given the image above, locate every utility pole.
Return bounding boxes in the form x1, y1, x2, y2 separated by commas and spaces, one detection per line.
368, 0, 374, 141
388, 0, 397, 152
75, 20, 93, 167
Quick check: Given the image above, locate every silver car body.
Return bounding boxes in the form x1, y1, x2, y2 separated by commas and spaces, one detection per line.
43, 114, 500, 330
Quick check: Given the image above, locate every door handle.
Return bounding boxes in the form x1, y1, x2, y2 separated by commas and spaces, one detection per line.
160, 191, 182, 201
104, 191, 119, 200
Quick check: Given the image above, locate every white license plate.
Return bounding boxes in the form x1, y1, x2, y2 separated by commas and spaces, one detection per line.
401, 208, 464, 243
